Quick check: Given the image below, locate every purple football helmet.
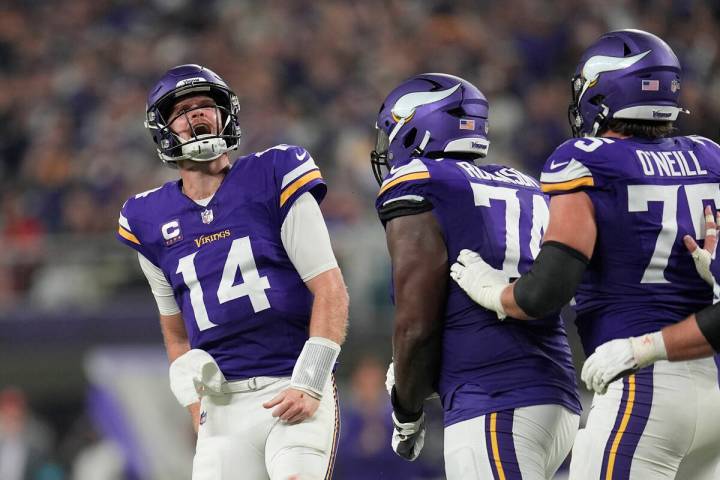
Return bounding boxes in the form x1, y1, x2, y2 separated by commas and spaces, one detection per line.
371, 73, 490, 185
145, 64, 241, 165
569, 29, 686, 137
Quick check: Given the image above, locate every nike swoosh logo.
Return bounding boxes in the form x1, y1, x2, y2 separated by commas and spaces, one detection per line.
295, 151, 308, 161
550, 159, 570, 170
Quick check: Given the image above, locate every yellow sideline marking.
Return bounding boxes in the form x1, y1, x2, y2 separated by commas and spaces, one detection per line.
118, 226, 140, 245
489, 412, 507, 480
605, 374, 636, 480
378, 172, 431, 195
541, 176, 594, 193
280, 170, 322, 207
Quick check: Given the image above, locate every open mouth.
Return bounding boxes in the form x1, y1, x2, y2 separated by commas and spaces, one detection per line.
193, 124, 212, 136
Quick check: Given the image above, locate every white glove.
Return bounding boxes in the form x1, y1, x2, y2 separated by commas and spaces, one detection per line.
385, 361, 439, 399
385, 361, 395, 395
450, 249, 508, 319
169, 349, 225, 407
581, 332, 667, 394
391, 411, 426, 461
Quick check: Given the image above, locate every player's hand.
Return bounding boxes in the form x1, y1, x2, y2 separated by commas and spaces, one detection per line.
263, 387, 320, 424
581, 339, 637, 394
385, 361, 440, 399
450, 249, 508, 319
683, 205, 719, 286
582, 333, 667, 394
391, 411, 426, 461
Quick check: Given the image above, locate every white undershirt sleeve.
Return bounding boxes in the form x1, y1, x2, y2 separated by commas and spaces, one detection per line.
137, 252, 181, 315
281, 192, 339, 282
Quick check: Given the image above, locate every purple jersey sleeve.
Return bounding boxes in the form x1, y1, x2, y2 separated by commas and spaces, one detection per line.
539, 137, 622, 195
116, 189, 163, 266
270, 145, 327, 222
374, 159, 432, 220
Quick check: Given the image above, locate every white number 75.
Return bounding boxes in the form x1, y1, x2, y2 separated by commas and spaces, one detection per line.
628, 183, 720, 283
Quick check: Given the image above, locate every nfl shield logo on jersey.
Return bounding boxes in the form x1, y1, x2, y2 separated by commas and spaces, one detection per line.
201, 208, 214, 224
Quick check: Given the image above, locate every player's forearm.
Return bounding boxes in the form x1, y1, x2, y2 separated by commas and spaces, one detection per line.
501, 284, 533, 320
159, 313, 191, 363
502, 242, 589, 320
393, 322, 442, 413
663, 312, 718, 361
307, 269, 349, 345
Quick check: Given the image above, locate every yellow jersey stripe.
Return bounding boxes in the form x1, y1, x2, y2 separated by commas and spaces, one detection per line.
605, 375, 636, 480
541, 176, 594, 193
118, 226, 141, 245
489, 412, 507, 480
280, 169, 322, 207
378, 172, 431, 196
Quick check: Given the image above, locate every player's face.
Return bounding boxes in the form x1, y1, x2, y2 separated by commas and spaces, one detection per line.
168, 95, 220, 141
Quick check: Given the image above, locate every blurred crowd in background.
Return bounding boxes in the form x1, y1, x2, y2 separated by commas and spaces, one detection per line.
1, 0, 720, 478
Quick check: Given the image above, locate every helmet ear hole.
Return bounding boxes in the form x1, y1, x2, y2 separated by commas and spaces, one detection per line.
403, 128, 417, 148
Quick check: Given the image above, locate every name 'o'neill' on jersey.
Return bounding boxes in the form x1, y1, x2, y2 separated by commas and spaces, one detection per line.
376, 158, 581, 427
116, 145, 326, 380
540, 136, 720, 355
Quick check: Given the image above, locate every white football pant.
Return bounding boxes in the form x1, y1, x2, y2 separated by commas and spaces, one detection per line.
570, 357, 720, 479
444, 404, 579, 479
192, 376, 339, 480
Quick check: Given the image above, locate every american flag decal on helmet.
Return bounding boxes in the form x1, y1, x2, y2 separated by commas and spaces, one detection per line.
459, 118, 475, 130
641, 79, 660, 91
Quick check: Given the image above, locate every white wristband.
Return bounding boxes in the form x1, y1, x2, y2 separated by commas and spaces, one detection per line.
630, 331, 668, 369
290, 337, 340, 399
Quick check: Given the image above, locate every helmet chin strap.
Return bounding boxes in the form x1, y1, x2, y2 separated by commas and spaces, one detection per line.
180, 134, 229, 161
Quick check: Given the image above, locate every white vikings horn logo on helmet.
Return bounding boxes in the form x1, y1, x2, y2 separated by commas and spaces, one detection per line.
391, 84, 461, 120
387, 83, 461, 144
578, 51, 650, 103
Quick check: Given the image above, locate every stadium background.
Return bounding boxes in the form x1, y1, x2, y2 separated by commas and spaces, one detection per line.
1, 0, 719, 478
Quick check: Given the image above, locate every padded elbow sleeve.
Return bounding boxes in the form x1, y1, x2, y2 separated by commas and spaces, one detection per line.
513, 241, 589, 318
695, 302, 720, 352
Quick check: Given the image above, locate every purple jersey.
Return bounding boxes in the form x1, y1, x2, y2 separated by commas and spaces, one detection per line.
540, 136, 720, 355
116, 145, 326, 380
376, 158, 581, 427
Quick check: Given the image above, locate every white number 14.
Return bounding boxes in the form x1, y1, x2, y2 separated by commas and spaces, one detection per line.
176, 237, 271, 331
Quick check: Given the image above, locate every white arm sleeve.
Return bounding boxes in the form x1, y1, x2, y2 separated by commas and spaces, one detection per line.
137, 252, 181, 315
281, 192, 339, 282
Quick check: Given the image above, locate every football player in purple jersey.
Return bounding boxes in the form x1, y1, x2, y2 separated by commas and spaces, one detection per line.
451, 30, 720, 479
116, 64, 348, 480
372, 73, 581, 479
